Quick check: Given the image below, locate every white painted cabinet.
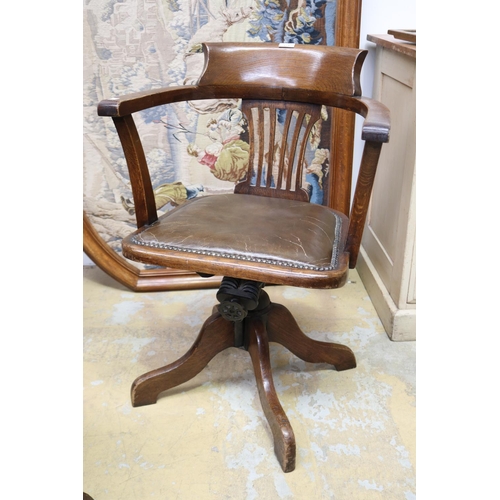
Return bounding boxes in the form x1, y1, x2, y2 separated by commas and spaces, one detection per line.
357, 34, 416, 341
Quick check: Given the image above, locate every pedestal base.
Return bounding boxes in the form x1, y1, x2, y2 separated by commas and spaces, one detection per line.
131, 291, 356, 472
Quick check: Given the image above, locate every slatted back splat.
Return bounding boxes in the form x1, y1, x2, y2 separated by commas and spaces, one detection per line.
234, 100, 323, 202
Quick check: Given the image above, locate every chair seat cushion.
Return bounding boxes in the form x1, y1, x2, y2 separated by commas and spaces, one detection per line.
123, 194, 349, 284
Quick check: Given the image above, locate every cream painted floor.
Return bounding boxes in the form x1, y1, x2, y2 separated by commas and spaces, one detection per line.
83, 266, 416, 499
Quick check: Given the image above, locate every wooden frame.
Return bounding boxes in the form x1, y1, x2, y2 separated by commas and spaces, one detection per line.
84, 0, 363, 291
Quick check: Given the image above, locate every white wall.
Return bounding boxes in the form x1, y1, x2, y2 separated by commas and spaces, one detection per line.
353, 0, 416, 198
359, 0, 416, 98
84, 0, 416, 266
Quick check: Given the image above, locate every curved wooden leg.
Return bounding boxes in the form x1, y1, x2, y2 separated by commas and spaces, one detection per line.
246, 316, 296, 473
266, 303, 356, 371
131, 312, 234, 407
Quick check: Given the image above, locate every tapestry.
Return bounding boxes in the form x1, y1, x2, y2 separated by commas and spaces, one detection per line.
83, 0, 338, 262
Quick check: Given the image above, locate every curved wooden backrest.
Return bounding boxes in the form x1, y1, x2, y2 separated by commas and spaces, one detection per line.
198, 43, 367, 96
198, 43, 368, 203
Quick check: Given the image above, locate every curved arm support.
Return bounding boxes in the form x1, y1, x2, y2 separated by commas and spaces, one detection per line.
98, 87, 390, 145
97, 84, 283, 117
112, 115, 158, 228
346, 140, 383, 268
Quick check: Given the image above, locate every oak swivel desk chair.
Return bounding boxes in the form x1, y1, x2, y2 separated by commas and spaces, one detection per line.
97, 42, 390, 473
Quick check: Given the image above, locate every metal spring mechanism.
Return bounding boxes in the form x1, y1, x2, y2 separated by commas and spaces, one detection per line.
216, 277, 264, 323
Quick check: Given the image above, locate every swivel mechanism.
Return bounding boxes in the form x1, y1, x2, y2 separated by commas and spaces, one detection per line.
216, 277, 264, 322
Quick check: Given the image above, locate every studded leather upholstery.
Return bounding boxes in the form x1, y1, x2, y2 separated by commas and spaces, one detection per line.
122, 194, 349, 286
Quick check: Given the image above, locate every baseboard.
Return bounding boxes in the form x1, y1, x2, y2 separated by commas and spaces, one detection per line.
356, 247, 416, 341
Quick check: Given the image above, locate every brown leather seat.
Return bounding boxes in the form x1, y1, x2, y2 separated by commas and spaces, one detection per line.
123, 194, 349, 287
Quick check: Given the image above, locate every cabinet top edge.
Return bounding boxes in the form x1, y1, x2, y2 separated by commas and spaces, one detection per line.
367, 34, 416, 59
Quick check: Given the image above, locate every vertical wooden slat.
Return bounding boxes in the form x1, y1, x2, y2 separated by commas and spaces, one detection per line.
244, 104, 255, 185
256, 106, 265, 186
267, 105, 277, 188
295, 114, 318, 192
285, 111, 304, 191
277, 110, 293, 189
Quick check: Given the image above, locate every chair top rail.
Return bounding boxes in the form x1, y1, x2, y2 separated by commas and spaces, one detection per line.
98, 43, 388, 141
198, 42, 367, 97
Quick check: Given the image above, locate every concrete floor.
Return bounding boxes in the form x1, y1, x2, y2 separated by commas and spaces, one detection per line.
83, 266, 415, 499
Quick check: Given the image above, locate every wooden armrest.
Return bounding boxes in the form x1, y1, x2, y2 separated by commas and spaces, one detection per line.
279, 88, 390, 143
355, 97, 391, 143
97, 85, 200, 117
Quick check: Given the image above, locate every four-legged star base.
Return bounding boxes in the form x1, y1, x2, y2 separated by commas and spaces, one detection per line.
131, 285, 356, 473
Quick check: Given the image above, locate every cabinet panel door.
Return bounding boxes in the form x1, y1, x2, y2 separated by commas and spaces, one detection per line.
363, 48, 416, 308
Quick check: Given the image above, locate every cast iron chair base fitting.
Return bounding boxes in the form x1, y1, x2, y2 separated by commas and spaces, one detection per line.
97, 42, 390, 472
131, 277, 356, 472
